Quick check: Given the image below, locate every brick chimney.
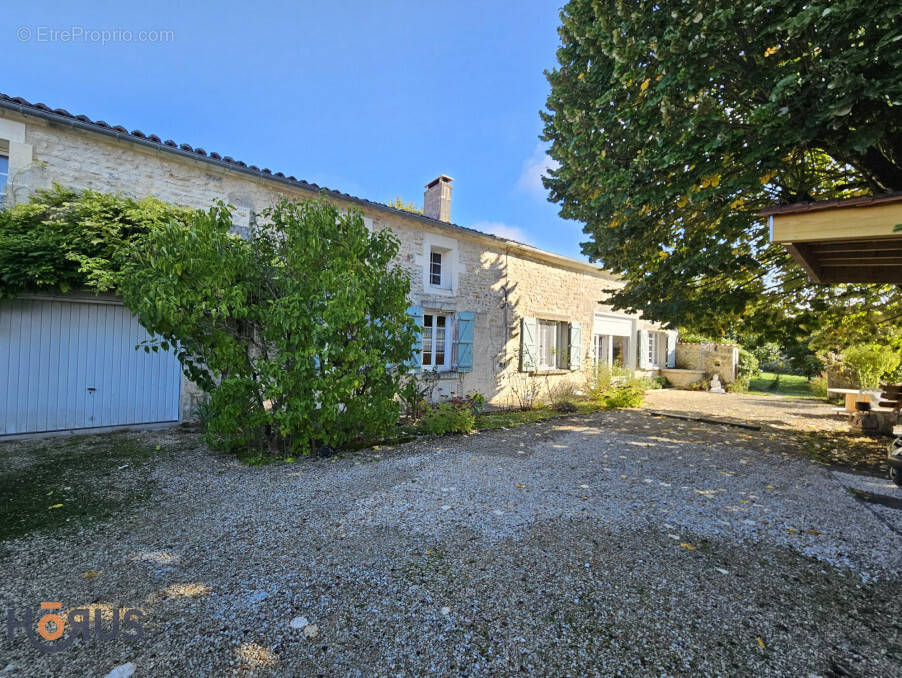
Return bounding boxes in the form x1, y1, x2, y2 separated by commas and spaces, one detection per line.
423, 175, 453, 222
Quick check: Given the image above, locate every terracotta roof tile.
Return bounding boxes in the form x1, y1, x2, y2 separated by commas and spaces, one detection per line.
0, 92, 605, 274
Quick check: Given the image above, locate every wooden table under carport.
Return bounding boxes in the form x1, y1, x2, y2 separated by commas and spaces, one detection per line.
765, 194, 902, 439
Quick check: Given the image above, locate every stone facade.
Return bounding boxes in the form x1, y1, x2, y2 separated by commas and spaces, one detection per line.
0, 104, 667, 418
674, 342, 739, 384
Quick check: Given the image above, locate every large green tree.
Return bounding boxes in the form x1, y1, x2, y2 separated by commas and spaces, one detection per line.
542, 0, 902, 341
122, 199, 417, 455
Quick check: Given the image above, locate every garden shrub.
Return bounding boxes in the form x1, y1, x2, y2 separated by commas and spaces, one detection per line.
421, 402, 475, 435
736, 347, 759, 385
122, 198, 417, 456
597, 384, 645, 410
546, 380, 579, 412
810, 375, 828, 399
468, 391, 486, 413
505, 368, 543, 410
399, 369, 439, 420
843, 343, 901, 389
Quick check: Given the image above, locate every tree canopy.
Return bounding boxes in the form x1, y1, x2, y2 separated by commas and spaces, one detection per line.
542, 0, 902, 345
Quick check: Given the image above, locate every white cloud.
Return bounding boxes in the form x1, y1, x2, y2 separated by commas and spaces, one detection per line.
472, 220, 530, 243
517, 144, 560, 200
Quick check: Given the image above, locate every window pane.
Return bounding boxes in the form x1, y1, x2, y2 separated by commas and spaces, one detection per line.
423, 322, 433, 366
612, 337, 626, 367
430, 251, 442, 286
538, 321, 557, 368
0, 155, 7, 204
435, 323, 445, 365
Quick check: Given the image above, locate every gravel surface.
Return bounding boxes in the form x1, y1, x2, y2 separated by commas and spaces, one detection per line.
643, 389, 851, 433
1, 405, 901, 676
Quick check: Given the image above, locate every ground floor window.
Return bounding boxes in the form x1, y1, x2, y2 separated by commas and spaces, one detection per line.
594, 334, 629, 368
647, 331, 659, 367
422, 313, 451, 370
537, 320, 569, 370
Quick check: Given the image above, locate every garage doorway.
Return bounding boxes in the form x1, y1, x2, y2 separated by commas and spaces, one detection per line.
0, 296, 181, 435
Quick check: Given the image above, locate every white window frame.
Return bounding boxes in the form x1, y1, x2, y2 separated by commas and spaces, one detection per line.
422, 312, 453, 371
429, 249, 444, 287
592, 313, 637, 370
647, 331, 660, 368
537, 320, 569, 370
420, 233, 460, 296
0, 152, 8, 205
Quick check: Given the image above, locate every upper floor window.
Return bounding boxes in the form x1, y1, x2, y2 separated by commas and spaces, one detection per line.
0, 154, 8, 205
422, 313, 451, 370
429, 250, 443, 287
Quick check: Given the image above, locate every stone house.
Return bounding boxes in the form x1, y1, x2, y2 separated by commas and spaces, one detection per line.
0, 94, 675, 436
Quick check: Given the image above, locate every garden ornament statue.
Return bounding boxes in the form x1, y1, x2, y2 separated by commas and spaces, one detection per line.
709, 374, 726, 394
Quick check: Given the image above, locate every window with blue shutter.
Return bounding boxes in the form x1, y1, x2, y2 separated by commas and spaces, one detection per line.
455, 311, 474, 373
665, 331, 677, 368
520, 317, 538, 372
568, 321, 582, 371
637, 330, 650, 369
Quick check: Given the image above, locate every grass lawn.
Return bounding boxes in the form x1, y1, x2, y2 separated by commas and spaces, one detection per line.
747, 371, 816, 398
0, 433, 161, 541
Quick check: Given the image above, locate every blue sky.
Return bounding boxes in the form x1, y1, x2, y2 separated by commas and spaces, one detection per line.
4, 1, 587, 259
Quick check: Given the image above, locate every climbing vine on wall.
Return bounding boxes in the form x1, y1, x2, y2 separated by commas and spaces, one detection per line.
0, 184, 192, 298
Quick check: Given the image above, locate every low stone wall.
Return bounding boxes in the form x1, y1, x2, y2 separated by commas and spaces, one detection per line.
660, 368, 705, 389
675, 343, 739, 384
824, 365, 859, 390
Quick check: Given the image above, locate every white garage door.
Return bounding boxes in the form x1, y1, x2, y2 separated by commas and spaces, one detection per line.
0, 296, 181, 435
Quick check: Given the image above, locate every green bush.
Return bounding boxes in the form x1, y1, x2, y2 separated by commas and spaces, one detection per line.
597, 385, 645, 410
843, 343, 901, 389
677, 330, 716, 344
0, 185, 191, 298
122, 198, 417, 456
421, 402, 476, 435
810, 375, 828, 399
399, 369, 439, 420
736, 347, 759, 380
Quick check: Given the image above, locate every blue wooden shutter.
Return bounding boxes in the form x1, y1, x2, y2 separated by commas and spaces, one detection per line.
406, 305, 423, 371
665, 331, 677, 368
456, 311, 474, 373
520, 317, 537, 372
568, 321, 582, 371
638, 330, 650, 369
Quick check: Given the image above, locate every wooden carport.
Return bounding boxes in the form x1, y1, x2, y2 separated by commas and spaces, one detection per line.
764, 194, 902, 284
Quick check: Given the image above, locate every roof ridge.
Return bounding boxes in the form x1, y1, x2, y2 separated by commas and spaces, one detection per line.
0, 92, 604, 274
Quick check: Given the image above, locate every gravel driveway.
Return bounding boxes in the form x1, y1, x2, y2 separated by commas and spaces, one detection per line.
2, 408, 901, 677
